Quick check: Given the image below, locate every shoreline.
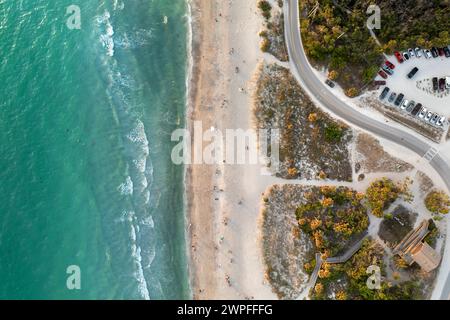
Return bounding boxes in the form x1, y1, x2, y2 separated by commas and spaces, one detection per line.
183, 0, 195, 299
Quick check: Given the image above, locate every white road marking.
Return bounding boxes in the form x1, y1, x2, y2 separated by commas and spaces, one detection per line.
423, 147, 439, 161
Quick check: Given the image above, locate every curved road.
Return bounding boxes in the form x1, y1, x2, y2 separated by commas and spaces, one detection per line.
284, 0, 450, 299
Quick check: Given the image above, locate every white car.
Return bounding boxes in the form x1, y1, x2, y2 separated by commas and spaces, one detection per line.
419, 107, 427, 119
424, 49, 432, 59
437, 116, 446, 127
408, 48, 415, 57
425, 111, 433, 121
415, 47, 422, 58
401, 99, 409, 110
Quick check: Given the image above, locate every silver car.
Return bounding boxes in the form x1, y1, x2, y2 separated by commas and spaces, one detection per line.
425, 111, 433, 121
406, 100, 415, 112
424, 49, 432, 59
437, 116, 446, 127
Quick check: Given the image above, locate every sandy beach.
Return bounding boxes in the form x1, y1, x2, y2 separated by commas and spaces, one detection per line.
186, 0, 277, 299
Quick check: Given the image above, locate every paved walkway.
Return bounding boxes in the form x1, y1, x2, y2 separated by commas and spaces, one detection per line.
302, 233, 369, 297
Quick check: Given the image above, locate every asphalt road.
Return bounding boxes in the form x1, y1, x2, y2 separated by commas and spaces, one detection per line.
284, 0, 450, 299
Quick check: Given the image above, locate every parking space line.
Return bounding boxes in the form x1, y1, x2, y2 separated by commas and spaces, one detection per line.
423, 147, 439, 162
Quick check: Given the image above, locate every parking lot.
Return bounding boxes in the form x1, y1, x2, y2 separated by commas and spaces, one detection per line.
376, 48, 450, 128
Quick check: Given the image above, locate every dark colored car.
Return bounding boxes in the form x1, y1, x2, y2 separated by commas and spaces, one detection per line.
411, 103, 422, 116
431, 47, 439, 58
379, 87, 390, 100
407, 67, 419, 79
439, 78, 446, 91
438, 48, 445, 56
374, 80, 386, 86
325, 79, 335, 88
378, 70, 388, 79
394, 93, 404, 106
403, 52, 410, 60
394, 51, 404, 63
444, 47, 450, 58
433, 77, 439, 91
385, 61, 395, 69
388, 92, 397, 103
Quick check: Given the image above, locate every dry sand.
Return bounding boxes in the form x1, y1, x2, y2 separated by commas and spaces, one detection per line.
185, 0, 450, 301
186, 0, 278, 299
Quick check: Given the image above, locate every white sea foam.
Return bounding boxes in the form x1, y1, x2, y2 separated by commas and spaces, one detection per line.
127, 120, 149, 156
96, 10, 115, 57
133, 158, 147, 173
113, 0, 125, 11
130, 225, 150, 300
116, 210, 136, 223
145, 246, 156, 269
134, 246, 150, 300
127, 120, 147, 144
141, 215, 154, 228
114, 29, 153, 49
115, 210, 151, 299
143, 189, 150, 205
118, 176, 133, 195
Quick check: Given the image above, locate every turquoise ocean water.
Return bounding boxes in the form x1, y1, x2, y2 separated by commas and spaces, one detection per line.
0, 0, 190, 299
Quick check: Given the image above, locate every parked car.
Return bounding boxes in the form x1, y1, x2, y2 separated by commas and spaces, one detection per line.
394, 93, 404, 106
402, 52, 410, 60
378, 70, 388, 79
408, 48, 415, 57
411, 103, 422, 116
385, 60, 395, 69
406, 100, 415, 112
388, 92, 397, 103
374, 80, 386, 86
382, 65, 394, 75
401, 99, 409, 110
446, 76, 450, 89
424, 49, 432, 59
433, 77, 439, 91
431, 114, 439, 124
425, 111, 433, 121
325, 79, 335, 88
379, 87, 390, 100
431, 47, 439, 58
415, 47, 422, 57
407, 67, 418, 79
419, 107, 427, 119
444, 46, 450, 58
438, 47, 445, 56
394, 51, 404, 63
439, 78, 446, 91
437, 116, 446, 127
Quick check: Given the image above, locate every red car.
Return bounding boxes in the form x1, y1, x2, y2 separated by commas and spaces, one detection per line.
385, 60, 395, 69
378, 70, 388, 79
394, 51, 404, 63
